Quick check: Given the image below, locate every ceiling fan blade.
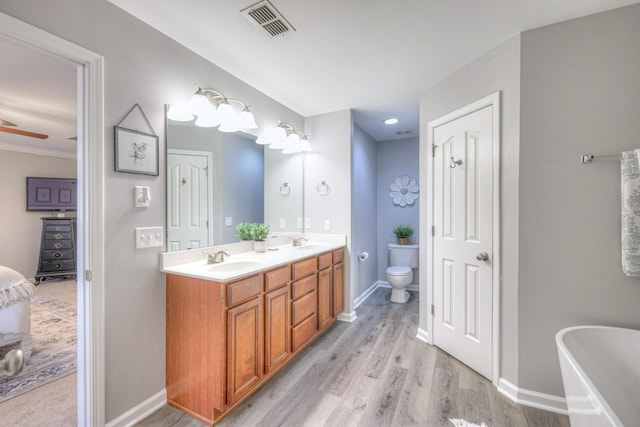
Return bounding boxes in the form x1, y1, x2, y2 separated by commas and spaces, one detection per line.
0, 126, 48, 139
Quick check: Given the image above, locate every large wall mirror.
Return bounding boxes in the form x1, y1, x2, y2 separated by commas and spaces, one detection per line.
165, 106, 303, 251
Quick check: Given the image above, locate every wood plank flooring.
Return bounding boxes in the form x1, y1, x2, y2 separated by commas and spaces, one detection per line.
137, 288, 570, 427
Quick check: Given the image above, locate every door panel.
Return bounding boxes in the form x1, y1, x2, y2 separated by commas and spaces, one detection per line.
433, 105, 493, 379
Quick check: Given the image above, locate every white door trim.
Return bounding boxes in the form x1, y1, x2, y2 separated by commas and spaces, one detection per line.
167, 148, 214, 246
0, 12, 106, 425
425, 92, 501, 385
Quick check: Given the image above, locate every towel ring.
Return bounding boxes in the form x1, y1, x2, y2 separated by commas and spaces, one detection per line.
279, 182, 291, 196
317, 180, 331, 196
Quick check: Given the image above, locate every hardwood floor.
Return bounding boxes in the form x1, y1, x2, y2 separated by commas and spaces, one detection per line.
138, 288, 569, 427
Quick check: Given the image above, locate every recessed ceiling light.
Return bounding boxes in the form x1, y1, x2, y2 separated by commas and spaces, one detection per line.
384, 118, 398, 125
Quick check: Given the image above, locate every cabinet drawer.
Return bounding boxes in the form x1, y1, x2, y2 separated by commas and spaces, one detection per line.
292, 290, 316, 326
264, 265, 290, 292
226, 275, 262, 308
40, 260, 75, 272
292, 257, 317, 281
46, 225, 71, 232
45, 219, 72, 226
42, 249, 74, 260
292, 313, 317, 352
318, 252, 332, 271
42, 240, 73, 250
45, 232, 71, 241
291, 274, 316, 300
333, 248, 345, 264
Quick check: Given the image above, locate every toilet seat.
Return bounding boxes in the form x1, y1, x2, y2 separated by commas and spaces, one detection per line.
386, 266, 412, 276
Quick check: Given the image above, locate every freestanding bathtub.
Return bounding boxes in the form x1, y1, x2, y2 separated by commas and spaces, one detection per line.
556, 326, 640, 427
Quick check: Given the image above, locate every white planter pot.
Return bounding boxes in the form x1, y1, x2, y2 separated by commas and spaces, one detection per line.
254, 240, 266, 253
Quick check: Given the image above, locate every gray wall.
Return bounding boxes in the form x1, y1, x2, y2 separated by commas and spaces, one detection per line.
519, 3, 640, 396
419, 35, 522, 384
351, 124, 378, 297
0, 0, 303, 421
0, 150, 76, 278
376, 137, 419, 282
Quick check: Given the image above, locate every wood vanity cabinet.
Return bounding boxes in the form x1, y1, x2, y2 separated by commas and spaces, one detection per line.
166, 248, 345, 425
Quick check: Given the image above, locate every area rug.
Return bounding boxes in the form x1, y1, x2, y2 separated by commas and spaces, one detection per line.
0, 294, 76, 403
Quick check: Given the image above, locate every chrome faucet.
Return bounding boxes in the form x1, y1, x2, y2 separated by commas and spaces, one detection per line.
292, 237, 308, 247
203, 250, 230, 264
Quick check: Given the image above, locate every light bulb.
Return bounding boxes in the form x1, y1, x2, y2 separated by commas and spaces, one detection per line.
167, 105, 194, 122
188, 93, 212, 116
256, 135, 270, 145
239, 109, 257, 129
268, 126, 287, 149
218, 114, 240, 132
194, 109, 220, 127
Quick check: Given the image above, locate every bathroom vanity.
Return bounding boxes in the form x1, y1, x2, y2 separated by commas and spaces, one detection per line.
162, 239, 345, 425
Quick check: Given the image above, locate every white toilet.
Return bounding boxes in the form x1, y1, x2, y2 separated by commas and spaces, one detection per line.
386, 243, 419, 303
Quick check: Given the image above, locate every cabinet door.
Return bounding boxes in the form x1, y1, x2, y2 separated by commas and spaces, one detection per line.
265, 286, 290, 374
333, 262, 344, 318
317, 267, 333, 330
227, 296, 263, 404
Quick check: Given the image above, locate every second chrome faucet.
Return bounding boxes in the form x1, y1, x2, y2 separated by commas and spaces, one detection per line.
203, 250, 230, 264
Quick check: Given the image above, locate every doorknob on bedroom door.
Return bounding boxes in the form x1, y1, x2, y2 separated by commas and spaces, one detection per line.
476, 252, 489, 261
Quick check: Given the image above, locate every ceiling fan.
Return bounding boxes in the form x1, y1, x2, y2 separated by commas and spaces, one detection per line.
0, 118, 48, 139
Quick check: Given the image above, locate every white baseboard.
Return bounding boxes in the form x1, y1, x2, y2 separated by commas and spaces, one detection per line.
377, 281, 419, 292
105, 389, 167, 427
497, 378, 567, 415
416, 327, 430, 344
337, 311, 357, 322
354, 281, 382, 309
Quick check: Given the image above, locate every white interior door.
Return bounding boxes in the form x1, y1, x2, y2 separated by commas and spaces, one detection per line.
432, 104, 494, 379
167, 150, 210, 251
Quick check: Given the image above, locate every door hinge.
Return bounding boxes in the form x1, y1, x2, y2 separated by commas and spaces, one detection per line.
431, 304, 435, 316
206, 220, 209, 228
432, 225, 435, 236
85, 270, 92, 281
432, 145, 437, 157
204, 166, 209, 176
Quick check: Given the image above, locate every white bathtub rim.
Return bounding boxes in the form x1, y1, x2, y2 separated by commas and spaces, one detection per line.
556, 325, 634, 427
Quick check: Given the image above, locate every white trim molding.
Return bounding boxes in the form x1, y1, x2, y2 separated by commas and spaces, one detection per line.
416, 327, 431, 344
0, 142, 77, 159
0, 12, 106, 427
106, 390, 167, 427
337, 311, 357, 322
498, 378, 568, 415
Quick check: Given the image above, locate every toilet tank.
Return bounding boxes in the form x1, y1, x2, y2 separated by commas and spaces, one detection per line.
388, 243, 419, 267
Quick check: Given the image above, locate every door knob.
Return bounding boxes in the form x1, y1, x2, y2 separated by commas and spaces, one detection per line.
476, 252, 489, 261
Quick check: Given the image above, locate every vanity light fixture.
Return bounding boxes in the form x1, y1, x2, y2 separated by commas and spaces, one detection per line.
257, 121, 310, 153
187, 85, 257, 132
384, 118, 399, 125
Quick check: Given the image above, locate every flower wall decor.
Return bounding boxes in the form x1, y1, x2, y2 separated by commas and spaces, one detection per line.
389, 175, 419, 206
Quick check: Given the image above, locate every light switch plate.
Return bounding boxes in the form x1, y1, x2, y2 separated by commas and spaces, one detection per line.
135, 226, 163, 249
279, 219, 286, 229
225, 217, 233, 226
297, 218, 303, 229
324, 219, 331, 231
305, 218, 311, 229
134, 186, 151, 208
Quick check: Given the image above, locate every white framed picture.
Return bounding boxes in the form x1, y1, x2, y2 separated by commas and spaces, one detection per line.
114, 126, 159, 176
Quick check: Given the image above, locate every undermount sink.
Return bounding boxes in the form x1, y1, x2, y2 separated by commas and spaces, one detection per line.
295, 244, 328, 250
207, 260, 265, 273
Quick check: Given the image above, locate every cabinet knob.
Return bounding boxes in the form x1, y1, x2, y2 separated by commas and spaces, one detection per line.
54, 233, 62, 239
54, 243, 62, 249
54, 252, 62, 258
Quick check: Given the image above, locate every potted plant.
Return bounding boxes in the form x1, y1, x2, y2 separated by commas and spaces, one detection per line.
250, 223, 270, 253
393, 224, 414, 245
236, 222, 253, 241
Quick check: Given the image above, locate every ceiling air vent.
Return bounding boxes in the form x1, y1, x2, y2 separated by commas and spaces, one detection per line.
241, 0, 296, 37
396, 129, 414, 136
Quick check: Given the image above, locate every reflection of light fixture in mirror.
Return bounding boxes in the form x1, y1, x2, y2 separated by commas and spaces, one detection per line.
167, 105, 194, 122
186, 85, 257, 131
261, 121, 310, 153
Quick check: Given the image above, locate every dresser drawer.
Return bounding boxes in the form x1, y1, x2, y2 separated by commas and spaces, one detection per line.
45, 219, 72, 226
291, 274, 316, 300
226, 275, 262, 308
42, 240, 73, 250
292, 257, 317, 281
292, 314, 317, 352
333, 248, 345, 264
45, 225, 71, 232
265, 265, 290, 292
318, 252, 332, 271
42, 249, 74, 261
40, 260, 75, 272
291, 290, 316, 326
45, 232, 72, 241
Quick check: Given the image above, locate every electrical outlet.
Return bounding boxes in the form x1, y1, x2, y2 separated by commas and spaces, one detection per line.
324, 219, 331, 231
305, 218, 311, 229
225, 217, 233, 226
279, 219, 286, 229
135, 226, 163, 249
298, 218, 303, 229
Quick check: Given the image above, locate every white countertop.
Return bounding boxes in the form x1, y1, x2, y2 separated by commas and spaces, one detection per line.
160, 234, 346, 283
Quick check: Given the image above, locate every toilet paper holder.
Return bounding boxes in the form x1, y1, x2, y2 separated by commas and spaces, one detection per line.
358, 251, 369, 261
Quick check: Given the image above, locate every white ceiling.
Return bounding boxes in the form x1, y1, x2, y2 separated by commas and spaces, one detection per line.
108, 0, 639, 141
0, 36, 77, 156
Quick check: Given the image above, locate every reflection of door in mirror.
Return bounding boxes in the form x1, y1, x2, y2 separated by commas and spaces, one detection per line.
167, 149, 212, 251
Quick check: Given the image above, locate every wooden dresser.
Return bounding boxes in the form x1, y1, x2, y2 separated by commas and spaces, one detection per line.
166, 247, 345, 425
34, 217, 77, 284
